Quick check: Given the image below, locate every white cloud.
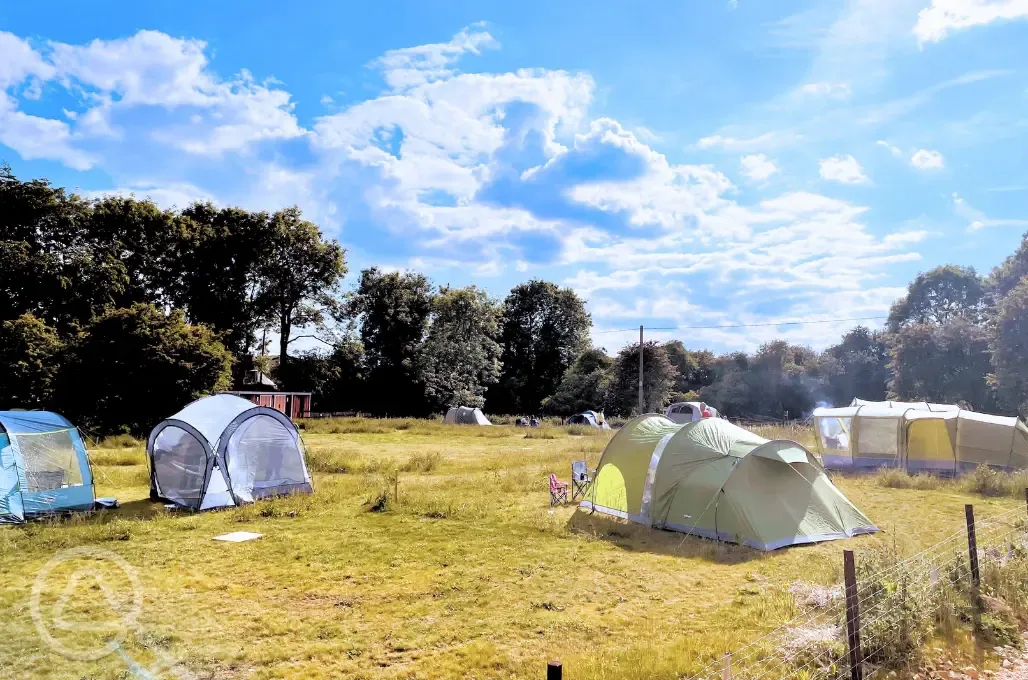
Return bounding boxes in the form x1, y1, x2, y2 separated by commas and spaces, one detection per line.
82, 181, 215, 208
797, 82, 851, 98
0, 94, 96, 169
44, 30, 306, 155
739, 154, 778, 182
910, 148, 945, 169
694, 130, 799, 152
0, 31, 54, 88
953, 192, 1028, 231
819, 154, 869, 184
372, 24, 499, 90
0, 25, 929, 352
857, 70, 1010, 126
915, 0, 1028, 44
875, 140, 903, 157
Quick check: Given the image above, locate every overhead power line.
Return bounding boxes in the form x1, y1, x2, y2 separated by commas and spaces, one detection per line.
593, 315, 888, 335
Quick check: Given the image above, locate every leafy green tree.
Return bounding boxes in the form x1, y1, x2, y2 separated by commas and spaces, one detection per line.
347, 268, 433, 416
418, 286, 502, 411
173, 203, 275, 358
605, 341, 677, 416
887, 320, 995, 410
0, 314, 63, 408
490, 281, 591, 414
257, 207, 347, 376
59, 304, 234, 436
83, 195, 179, 309
699, 352, 753, 418
887, 265, 987, 331
989, 231, 1028, 298
823, 326, 889, 406
990, 279, 1028, 415
280, 339, 367, 413
541, 348, 613, 415
701, 342, 823, 418
664, 340, 716, 395
0, 164, 96, 330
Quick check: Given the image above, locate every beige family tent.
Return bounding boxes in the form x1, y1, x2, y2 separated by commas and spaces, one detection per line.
444, 407, 492, 425
813, 405, 1028, 474
581, 415, 877, 551
850, 398, 959, 412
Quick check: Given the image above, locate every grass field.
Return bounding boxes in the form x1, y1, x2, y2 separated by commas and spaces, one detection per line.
0, 419, 1025, 680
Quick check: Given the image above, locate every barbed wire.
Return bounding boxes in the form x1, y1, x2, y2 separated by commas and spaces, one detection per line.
685, 504, 1028, 680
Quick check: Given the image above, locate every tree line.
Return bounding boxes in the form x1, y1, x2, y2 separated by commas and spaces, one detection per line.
2, 166, 1028, 434
543, 257, 1028, 421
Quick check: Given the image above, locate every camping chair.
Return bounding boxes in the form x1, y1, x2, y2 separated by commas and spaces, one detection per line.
549, 473, 568, 506
571, 461, 594, 501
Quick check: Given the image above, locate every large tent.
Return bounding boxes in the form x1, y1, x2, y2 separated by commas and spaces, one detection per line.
0, 411, 95, 524
850, 398, 959, 412
443, 407, 492, 425
147, 394, 313, 510
581, 415, 877, 551
813, 405, 1028, 474
568, 411, 610, 429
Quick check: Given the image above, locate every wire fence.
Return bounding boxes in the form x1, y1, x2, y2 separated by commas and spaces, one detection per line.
545, 497, 1028, 680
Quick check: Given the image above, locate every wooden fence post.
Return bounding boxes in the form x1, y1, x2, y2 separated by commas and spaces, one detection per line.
722, 653, 732, 680
547, 660, 562, 680
1024, 487, 1027, 519
843, 549, 863, 680
965, 504, 980, 588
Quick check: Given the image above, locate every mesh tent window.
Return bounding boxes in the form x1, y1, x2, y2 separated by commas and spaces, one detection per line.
147, 394, 313, 510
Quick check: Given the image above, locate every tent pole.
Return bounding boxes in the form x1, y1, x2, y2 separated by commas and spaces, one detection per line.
638, 325, 644, 415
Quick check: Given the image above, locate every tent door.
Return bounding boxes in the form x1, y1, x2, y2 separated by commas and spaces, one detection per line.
906, 420, 956, 475
200, 466, 235, 510
0, 441, 25, 523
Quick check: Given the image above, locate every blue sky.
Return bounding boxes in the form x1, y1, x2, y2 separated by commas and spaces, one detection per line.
2, 0, 1027, 354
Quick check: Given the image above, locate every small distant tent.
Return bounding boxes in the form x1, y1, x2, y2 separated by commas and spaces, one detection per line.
665, 402, 719, 423
444, 407, 491, 425
147, 394, 313, 510
581, 415, 877, 551
813, 405, 1028, 474
0, 411, 95, 524
568, 411, 611, 429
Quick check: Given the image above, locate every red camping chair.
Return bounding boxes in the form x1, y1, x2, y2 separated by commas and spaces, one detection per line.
549, 473, 569, 506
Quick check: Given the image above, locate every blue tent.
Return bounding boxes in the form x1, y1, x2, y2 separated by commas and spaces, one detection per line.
569, 410, 611, 429
0, 411, 95, 524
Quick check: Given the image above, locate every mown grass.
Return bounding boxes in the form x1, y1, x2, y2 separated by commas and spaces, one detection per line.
1, 420, 1024, 680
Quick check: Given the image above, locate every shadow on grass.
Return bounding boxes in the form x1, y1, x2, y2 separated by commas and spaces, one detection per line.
112, 497, 172, 520
567, 507, 763, 564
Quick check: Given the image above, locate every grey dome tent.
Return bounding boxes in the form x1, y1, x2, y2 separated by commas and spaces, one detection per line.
147, 394, 313, 510
568, 411, 610, 429
444, 407, 491, 425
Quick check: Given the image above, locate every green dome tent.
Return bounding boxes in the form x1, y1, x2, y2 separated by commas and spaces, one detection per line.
580, 415, 877, 551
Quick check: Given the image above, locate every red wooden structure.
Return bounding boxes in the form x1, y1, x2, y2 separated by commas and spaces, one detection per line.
226, 391, 312, 420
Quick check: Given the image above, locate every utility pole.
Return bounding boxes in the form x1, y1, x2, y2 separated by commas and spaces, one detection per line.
259, 328, 268, 384
638, 325, 644, 415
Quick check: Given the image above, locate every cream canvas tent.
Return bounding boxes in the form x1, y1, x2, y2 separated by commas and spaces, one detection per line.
813, 405, 1028, 474
444, 407, 491, 425
850, 398, 959, 412
581, 415, 877, 551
